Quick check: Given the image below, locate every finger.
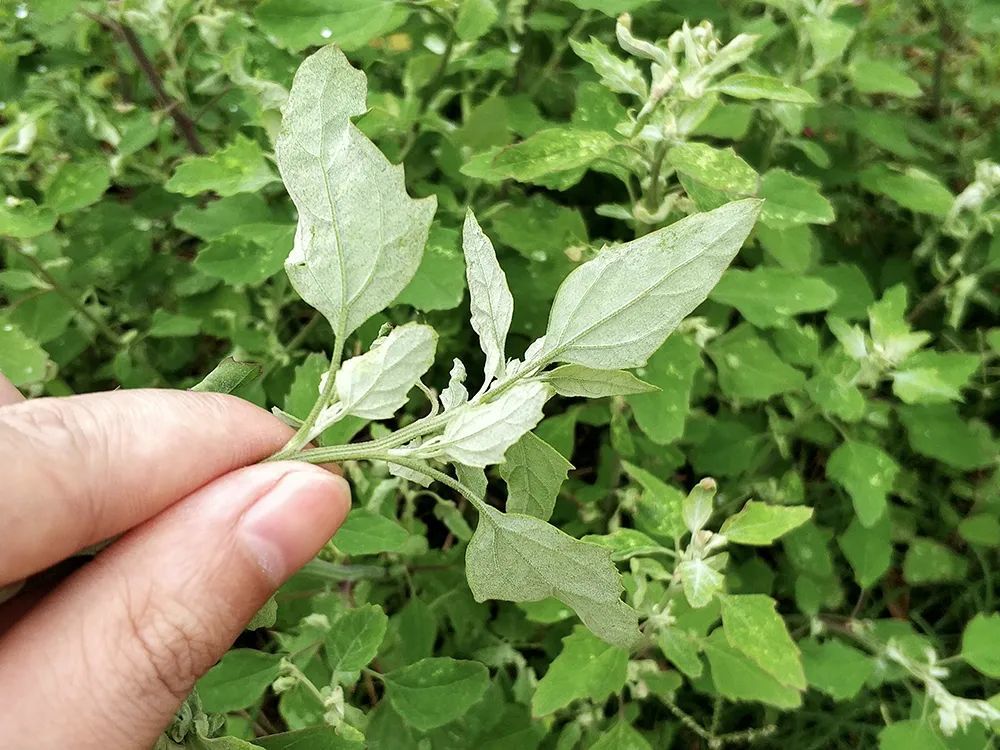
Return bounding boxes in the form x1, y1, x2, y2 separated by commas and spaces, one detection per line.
0, 461, 350, 750
0, 389, 296, 586
0, 374, 25, 406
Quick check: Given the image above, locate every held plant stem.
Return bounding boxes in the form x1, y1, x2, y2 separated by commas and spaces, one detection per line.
272, 335, 345, 459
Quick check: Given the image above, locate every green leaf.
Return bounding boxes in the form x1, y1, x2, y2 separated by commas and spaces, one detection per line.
255, 728, 364, 750
707, 324, 806, 402
838, 515, 892, 589
542, 199, 762, 369
878, 721, 948, 750
713, 73, 815, 104
463, 210, 513, 385
326, 604, 388, 674
276, 46, 435, 339
719, 594, 805, 689
720, 501, 813, 546
544, 364, 656, 398
383, 657, 490, 731
703, 630, 803, 709
800, 638, 874, 701
803, 16, 854, 70
165, 135, 278, 197
848, 56, 921, 98
961, 613, 1000, 678
622, 461, 686, 539
570, 37, 648, 99
678, 559, 724, 609
0, 198, 57, 238
46, 158, 111, 214
0, 321, 47, 386
499, 431, 573, 521
658, 628, 704, 678
455, 0, 498, 41
174, 194, 276, 240
827, 441, 899, 527
859, 166, 953, 218
196, 649, 283, 713
531, 626, 628, 716
710, 267, 838, 328
466, 505, 639, 648
466, 128, 617, 185
627, 335, 701, 444
334, 509, 409, 555
898, 404, 996, 471
958, 513, 1000, 548
194, 225, 293, 285
902, 538, 969, 584
148, 310, 201, 338
667, 142, 758, 194
191, 357, 262, 394
891, 351, 980, 404
589, 720, 652, 750
758, 169, 834, 228
396, 225, 466, 312
255, 0, 408, 52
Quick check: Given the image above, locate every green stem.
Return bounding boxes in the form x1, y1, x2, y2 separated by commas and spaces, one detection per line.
272, 335, 345, 459
528, 11, 592, 97
366, 453, 485, 510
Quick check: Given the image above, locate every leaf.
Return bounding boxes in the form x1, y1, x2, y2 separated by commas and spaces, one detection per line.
46, 158, 111, 214
803, 16, 855, 70
848, 56, 921, 98
710, 267, 838, 328
758, 169, 834, 228
958, 513, 1000, 547
570, 37, 648, 99
544, 364, 657, 398
622, 461, 686, 539
827, 441, 899, 527
626, 335, 700, 445
255, 0, 408, 52
455, 0, 498, 41
719, 594, 805, 689
437, 382, 548, 467
667, 142, 758, 194
703, 630, 803, 709
463, 210, 513, 385
165, 135, 278, 196
707, 324, 806, 402
542, 199, 762, 369
467, 128, 617, 184
531, 626, 628, 716
720, 501, 813, 546
902, 538, 968, 584
196, 649, 283, 713
334, 509, 409, 555
335, 323, 437, 420
325, 604, 388, 674
499, 431, 572, 521
383, 657, 490, 731
0, 198, 57, 238
898, 404, 996, 471
891, 351, 980, 404
838, 515, 892, 589
658, 628, 704, 678
194, 225, 293, 285
255, 728, 364, 750
961, 613, 1000, 678
191, 357, 262, 394
800, 639, 874, 701
859, 165, 953, 218
276, 46, 436, 338
466, 505, 639, 648
678, 559, 724, 609
713, 73, 815, 104
878, 721, 949, 750
590, 721, 652, 750
0, 321, 47, 386
396, 225, 467, 312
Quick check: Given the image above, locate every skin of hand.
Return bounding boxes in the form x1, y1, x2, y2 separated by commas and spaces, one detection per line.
0, 375, 351, 749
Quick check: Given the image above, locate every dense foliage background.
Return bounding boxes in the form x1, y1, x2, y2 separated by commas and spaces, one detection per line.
1, 1, 998, 748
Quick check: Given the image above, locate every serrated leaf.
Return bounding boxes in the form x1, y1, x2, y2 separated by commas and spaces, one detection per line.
335, 323, 437, 420
276, 46, 435, 338
719, 594, 805, 689
463, 210, 513, 385
466, 505, 639, 647
531, 626, 628, 716
438, 382, 547, 467
383, 657, 490, 731
827, 441, 898, 527
570, 37, 647, 99
720, 501, 813, 545
542, 199, 762, 369
544, 364, 657, 398
165, 135, 278, 197
499, 431, 572, 520
326, 604, 388, 674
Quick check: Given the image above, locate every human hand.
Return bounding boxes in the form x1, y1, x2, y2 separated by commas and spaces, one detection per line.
0, 377, 351, 749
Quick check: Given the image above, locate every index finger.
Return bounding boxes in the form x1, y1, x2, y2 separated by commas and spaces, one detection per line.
0, 389, 295, 586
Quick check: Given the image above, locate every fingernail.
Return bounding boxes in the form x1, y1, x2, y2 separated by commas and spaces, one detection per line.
239, 466, 351, 584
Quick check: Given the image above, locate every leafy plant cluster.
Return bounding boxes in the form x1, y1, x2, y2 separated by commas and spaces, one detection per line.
1, 1, 998, 749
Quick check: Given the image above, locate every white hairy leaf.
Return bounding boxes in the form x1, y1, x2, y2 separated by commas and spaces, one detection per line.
440, 358, 469, 411
335, 323, 437, 420
437, 382, 548, 467
463, 210, 513, 386
541, 199, 762, 369
499, 431, 573, 520
276, 46, 436, 338
543, 364, 657, 398
678, 559, 724, 608
466, 505, 640, 648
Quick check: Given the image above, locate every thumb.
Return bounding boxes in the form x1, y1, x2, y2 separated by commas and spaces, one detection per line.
0, 462, 350, 750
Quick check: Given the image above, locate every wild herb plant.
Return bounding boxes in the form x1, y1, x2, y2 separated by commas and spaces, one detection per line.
1, 2, 998, 748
